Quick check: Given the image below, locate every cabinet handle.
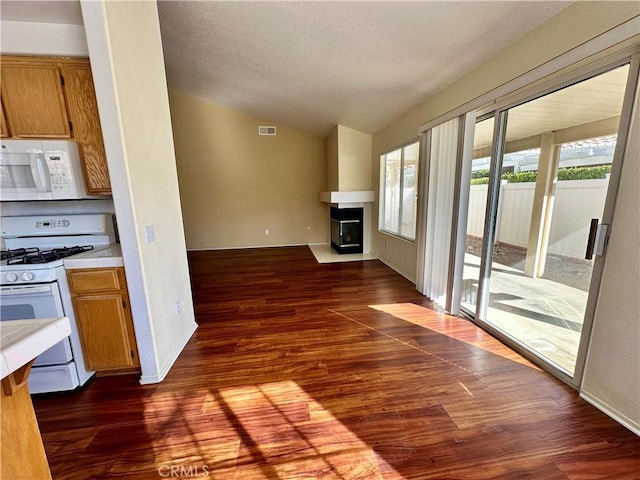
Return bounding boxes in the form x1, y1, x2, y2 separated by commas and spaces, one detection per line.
122, 299, 127, 309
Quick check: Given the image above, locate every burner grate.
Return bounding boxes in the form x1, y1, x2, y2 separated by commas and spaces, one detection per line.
6, 245, 94, 265
1, 247, 40, 261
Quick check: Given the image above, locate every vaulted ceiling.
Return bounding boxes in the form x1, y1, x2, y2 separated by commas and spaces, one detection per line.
156, 1, 572, 135
2, 1, 578, 136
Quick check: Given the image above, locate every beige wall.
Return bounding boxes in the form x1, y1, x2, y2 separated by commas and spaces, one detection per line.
581, 76, 640, 434
82, 0, 197, 383
169, 91, 328, 250
372, 1, 640, 282
337, 125, 372, 191
325, 124, 372, 192
326, 126, 339, 191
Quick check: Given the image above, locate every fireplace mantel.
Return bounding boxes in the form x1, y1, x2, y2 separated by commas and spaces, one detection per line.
320, 191, 374, 205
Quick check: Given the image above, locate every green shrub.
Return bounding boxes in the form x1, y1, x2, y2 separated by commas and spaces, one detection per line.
557, 165, 611, 181
470, 177, 490, 185
468, 165, 611, 185
472, 169, 491, 179
502, 171, 538, 183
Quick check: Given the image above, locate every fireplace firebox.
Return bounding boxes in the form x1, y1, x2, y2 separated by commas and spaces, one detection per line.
330, 207, 363, 254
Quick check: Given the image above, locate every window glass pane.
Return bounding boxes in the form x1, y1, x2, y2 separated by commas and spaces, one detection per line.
503, 148, 540, 173
383, 148, 401, 234
559, 134, 616, 168
400, 142, 419, 239
462, 116, 494, 314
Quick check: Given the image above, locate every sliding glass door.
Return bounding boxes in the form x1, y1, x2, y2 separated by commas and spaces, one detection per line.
460, 62, 634, 381
461, 116, 494, 314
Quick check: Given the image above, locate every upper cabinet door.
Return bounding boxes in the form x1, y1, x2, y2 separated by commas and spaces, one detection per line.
0, 100, 8, 138
1, 62, 71, 138
62, 63, 111, 194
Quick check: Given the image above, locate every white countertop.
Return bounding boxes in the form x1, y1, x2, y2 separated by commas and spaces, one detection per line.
0, 317, 71, 380
63, 244, 123, 269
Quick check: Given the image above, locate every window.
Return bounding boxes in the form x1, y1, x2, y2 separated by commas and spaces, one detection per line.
380, 141, 419, 240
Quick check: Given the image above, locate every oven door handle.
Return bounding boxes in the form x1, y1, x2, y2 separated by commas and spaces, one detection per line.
0, 285, 54, 296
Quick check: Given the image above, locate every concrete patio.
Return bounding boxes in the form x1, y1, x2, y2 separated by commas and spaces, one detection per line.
461, 253, 590, 374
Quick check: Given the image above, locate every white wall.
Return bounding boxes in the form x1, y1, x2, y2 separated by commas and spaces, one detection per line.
1, 200, 114, 217
548, 179, 609, 258
0, 20, 88, 56
467, 180, 609, 259
466, 185, 489, 239
81, 0, 196, 384
496, 183, 534, 248
581, 77, 640, 435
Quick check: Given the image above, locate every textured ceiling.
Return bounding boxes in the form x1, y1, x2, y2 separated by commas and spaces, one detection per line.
0, 0, 576, 137
157, 1, 572, 136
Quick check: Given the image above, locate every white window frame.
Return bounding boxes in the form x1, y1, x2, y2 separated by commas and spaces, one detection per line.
379, 140, 419, 241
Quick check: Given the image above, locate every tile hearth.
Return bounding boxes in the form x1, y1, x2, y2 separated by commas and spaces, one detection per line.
308, 243, 377, 264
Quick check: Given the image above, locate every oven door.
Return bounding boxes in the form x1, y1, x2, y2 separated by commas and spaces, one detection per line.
0, 282, 73, 365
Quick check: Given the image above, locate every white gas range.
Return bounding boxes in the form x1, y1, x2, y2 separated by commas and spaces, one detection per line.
0, 214, 116, 393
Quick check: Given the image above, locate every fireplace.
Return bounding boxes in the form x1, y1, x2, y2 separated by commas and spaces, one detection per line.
330, 207, 363, 254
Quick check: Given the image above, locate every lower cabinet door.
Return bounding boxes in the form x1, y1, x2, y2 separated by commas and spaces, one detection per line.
74, 294, 135, 370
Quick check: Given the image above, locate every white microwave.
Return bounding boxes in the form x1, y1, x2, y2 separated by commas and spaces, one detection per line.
0, 140, 99, 201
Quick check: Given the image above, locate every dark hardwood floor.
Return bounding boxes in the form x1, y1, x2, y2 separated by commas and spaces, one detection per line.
33, 246, 640, 479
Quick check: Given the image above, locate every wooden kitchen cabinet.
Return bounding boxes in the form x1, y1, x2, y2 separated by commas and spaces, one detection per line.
67, 268, 139, 373
62, 63, 112, 194
1, 100, 9, 137
0, 60, 71, 138
0, 55, 111, 194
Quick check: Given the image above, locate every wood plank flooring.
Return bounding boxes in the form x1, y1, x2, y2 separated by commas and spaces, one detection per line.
33, 246, 640, 479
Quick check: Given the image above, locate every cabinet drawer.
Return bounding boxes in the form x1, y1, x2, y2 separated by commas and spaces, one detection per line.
68, 269, 122, 293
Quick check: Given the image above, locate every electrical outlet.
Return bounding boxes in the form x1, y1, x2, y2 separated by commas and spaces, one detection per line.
265, 229, 270, 236
175, 299, 181, 315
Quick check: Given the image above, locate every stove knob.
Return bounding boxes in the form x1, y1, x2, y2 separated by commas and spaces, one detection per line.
5, 273, 18, 282
21, 271, 35, 282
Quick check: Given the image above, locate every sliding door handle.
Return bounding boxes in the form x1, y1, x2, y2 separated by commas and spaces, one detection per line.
585, 219, 609, 260
585, 219, 599, 260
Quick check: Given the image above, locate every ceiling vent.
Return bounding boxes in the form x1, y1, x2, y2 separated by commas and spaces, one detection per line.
258, 126, 277, 136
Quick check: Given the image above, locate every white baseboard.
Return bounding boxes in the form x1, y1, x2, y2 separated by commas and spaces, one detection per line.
377, 257, 416, 284
580, 391, 640, 437
187, 243, 308, 251
139, 322, 198, 385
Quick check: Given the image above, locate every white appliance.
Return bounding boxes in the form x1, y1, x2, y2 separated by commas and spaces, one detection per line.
0, 139, 98, 201
0, 214, 116, 393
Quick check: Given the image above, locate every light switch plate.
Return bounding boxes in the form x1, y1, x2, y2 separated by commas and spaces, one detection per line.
144, 224, 155, 243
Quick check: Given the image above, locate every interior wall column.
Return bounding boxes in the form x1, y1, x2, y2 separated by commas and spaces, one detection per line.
524, 131, 560, 277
